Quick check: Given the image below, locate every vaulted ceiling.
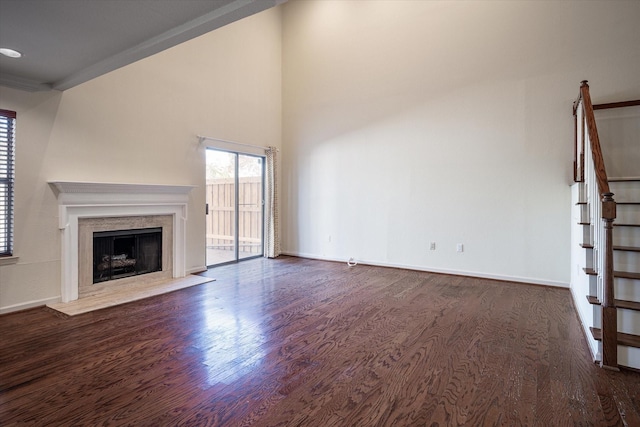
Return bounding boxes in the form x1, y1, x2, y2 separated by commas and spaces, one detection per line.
0, 0, 285, 92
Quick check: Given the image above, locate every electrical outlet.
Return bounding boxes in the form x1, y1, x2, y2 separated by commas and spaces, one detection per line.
430, 242, 436, 250
457, 243, 464, 253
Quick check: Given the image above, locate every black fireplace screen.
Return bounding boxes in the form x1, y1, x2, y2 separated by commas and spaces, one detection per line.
93, 227, 162, 284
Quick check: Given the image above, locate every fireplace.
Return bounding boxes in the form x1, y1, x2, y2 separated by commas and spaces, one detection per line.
50, 181, 195, 302
78, 215, 173, 296
93, 227, 162, 283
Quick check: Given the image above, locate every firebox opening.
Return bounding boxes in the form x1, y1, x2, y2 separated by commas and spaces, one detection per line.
93, 227, 162, 284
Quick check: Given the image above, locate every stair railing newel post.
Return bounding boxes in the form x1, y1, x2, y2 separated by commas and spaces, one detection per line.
572, 94, 585, 183
578, 80, 618, 370
573, 104, 579, 182
580, 113, 585, 182
601, 193, 618, 370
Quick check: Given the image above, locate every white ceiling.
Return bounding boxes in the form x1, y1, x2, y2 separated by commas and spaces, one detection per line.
0, 0, 285, 92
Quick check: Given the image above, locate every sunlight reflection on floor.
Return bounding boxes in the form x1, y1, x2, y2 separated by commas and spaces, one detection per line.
198, 304, 267, 386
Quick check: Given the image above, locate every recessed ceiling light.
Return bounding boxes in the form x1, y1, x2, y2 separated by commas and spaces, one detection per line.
0, 48, 22, 58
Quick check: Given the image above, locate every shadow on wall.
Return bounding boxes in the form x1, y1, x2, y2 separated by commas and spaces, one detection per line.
596, 106, 640, 178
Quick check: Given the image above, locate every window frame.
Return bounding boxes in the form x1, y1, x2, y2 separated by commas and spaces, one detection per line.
0, 108, 16, 257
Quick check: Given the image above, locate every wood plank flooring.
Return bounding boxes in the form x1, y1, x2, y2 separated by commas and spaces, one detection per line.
1, 256, 639, 426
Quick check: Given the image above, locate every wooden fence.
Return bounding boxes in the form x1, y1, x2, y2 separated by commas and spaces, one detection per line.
205, 177, 263, 256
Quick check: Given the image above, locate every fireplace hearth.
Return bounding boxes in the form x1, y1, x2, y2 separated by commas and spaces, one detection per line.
93, 228, 162, 283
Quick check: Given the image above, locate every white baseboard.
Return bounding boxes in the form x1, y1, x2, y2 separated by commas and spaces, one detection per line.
0, 296, 61, 315
569, 282, 599, 362
280, 251, 569, 288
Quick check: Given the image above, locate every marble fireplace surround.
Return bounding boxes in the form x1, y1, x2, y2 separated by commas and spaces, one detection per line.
50, 182, 195, 303
78, 215, 173, 298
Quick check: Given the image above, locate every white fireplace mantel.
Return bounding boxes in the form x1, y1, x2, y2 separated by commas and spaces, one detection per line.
50, 181, 195, 302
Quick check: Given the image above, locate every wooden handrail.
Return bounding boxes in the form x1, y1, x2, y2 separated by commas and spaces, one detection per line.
594, 99, 640, 110
574, 92, 640, 183
578, 81, 610, 195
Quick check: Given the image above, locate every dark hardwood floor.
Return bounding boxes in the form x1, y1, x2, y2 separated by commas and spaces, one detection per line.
1, 256, 639, 426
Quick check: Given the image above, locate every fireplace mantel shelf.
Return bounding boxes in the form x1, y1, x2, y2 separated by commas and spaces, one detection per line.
49, 181, 195, 195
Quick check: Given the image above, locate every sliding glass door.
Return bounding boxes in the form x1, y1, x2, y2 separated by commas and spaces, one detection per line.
237, 154, 264, 260
206, 149, 264, 266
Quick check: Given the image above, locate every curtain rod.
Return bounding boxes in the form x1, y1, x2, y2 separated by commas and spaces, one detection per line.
197, 135, 276, 151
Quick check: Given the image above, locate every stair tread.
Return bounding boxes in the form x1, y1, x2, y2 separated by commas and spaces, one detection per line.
615, 245, 640, 252
578, 222, 640, 227
575, 200, 638, 206
616, 271, 640, 280
586, 295, 640, 311
608, 178, 640, 182
618, 299, 640, 311
584, 268, 640, 280
580, 244, 640, 252
590, 327, 640, 349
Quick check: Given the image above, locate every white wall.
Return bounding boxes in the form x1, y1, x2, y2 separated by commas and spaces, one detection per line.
280, 0, 640, 285
596, 106, 640, 179
0, 8, 282, 312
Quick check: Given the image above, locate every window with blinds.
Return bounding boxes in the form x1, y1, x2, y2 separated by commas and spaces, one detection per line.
0, 109, 16, 256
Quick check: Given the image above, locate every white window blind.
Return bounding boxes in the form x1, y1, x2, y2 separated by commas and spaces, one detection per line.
0, 109, 16, 256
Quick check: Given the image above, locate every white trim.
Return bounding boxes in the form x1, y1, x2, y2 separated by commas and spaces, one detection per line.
569, 283, 599, 362
280, 251, 569, 288
0, 256, 19, 266
0, 296, 61, 315
50, 181, 195, 303
50, 181, 194, 195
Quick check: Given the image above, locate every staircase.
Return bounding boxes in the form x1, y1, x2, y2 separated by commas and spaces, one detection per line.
570, 82, 640, 371
575, 179, 640, 370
